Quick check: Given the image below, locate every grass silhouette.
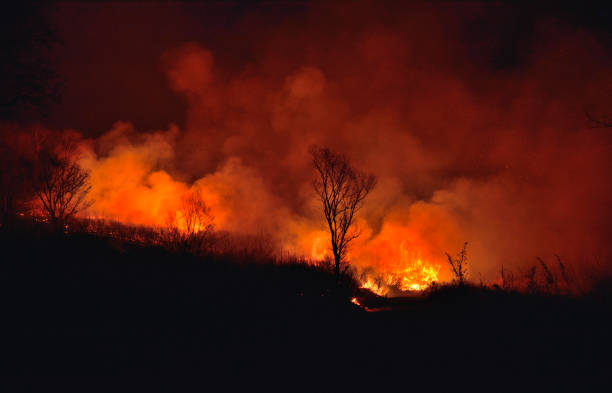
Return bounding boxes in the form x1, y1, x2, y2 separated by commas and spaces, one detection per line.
0, 219, 610, 391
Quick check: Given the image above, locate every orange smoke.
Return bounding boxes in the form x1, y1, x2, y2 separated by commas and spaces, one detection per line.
79, 121, 187, 227
8, 2, 610, 292
76, 120, 456, 290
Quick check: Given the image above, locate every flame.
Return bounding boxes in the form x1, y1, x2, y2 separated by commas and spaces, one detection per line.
396, 257, 440, 291
360, 277, 388, 296
356, 241, 441, 295
73, 124, 448, 291
2, 6, 610, 297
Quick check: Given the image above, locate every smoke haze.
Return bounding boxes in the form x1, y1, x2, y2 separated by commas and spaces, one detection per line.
8, 2, 612, 284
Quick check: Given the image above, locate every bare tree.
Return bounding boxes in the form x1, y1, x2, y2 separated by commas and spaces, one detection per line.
445, 242, 468, 286
165, 189, 214, 254
181, 189, 213, 236
310, 146, 376, 283
33, 135, 92, 230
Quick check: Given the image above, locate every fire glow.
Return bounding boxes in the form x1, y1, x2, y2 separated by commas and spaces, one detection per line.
3, 2, 610, 294
67, 121, 451, 292
357, 244, 441, 295
79, 133, 445, 292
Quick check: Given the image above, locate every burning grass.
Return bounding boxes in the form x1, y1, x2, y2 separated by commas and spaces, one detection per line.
4, 214, 609, 302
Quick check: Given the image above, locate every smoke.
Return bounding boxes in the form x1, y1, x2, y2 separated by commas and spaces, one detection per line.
27, 2, 612, 284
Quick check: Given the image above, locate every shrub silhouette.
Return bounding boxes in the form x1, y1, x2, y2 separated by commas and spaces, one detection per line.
445, 241, 469, 286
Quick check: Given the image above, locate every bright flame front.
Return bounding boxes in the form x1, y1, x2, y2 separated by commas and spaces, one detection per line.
357, 241, 441, 295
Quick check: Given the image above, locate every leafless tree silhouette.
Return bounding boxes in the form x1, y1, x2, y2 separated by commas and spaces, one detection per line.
165, 189, 214, 254
33, 135, 91, 230
310, 146, 376, 283
181, 189, 213, 236
445, 242, 469, 286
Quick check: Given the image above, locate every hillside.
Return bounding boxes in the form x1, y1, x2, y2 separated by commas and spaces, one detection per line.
0, 225, 610, 391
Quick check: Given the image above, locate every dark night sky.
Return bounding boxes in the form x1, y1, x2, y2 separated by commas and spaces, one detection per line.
44, 2, 315, 133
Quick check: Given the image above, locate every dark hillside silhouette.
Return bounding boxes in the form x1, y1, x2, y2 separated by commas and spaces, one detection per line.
0, 2, 610, 390
0, 220, 610, 391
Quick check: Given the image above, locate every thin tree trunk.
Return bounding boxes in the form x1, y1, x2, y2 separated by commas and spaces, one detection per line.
335, 254, 340, 285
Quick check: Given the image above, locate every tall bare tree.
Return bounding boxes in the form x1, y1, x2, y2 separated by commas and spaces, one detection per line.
310, 146, 376, 283
33, 135, 91, 230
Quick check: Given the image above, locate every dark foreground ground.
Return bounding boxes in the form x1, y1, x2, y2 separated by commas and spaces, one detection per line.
0, 226, 611, 392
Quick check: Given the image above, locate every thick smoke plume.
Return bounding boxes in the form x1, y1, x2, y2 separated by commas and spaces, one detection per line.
12, 3, 612, 286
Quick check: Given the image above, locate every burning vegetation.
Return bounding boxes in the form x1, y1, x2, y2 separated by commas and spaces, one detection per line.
2, 3, 612, 387
0, 2, 610, 296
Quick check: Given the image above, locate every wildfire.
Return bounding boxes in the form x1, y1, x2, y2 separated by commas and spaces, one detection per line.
396, 259, 440, 291
357, 241, 441, 295
360, 277, 388, 296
